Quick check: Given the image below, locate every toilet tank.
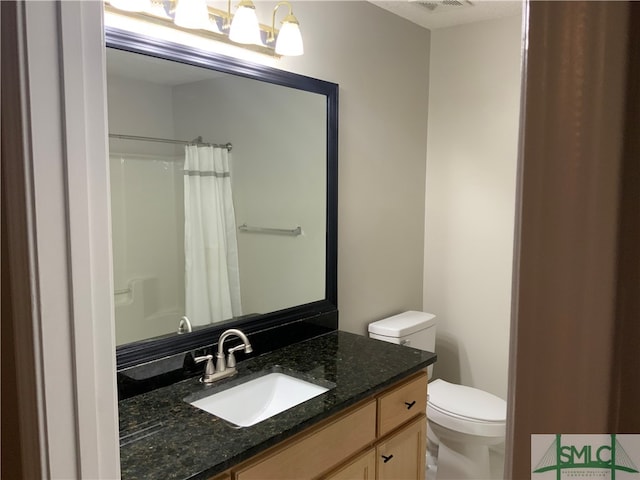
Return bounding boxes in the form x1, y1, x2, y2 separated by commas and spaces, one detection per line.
368, 311, 437, 377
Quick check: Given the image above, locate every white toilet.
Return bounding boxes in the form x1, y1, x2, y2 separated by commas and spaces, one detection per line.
368, 311, 506, 480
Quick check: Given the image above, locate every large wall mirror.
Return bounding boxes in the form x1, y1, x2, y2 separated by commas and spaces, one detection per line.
106, 28, 338, 370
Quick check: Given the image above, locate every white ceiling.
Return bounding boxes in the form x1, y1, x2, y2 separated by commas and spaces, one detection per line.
106, 48, 227, 86
369, 0, 522, 30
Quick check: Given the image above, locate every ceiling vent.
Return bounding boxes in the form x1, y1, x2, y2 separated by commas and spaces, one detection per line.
410, 0, 474, 13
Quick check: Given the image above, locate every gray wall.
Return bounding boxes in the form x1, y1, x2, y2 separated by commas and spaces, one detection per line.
423, 15, 522, 399
277, 2, 431, 334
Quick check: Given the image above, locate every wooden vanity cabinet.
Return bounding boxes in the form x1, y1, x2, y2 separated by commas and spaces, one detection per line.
230, 371, 428, 480
324, 415, 427, 480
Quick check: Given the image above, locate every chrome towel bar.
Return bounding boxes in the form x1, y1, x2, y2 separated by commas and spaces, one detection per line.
238, 223, 302, 236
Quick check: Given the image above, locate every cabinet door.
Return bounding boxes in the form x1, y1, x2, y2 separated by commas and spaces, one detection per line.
376, 415, 426, 480
323, 449, 376, 480
234, 401, 377, 480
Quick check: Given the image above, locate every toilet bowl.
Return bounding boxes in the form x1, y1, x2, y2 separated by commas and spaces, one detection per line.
427, 379, 506, 479
368, 311, 507, 480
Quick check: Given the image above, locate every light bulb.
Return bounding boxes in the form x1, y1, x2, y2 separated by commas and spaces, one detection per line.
173, 0, 211, 30
275, 15, 303, 56
229, 0, 262, 45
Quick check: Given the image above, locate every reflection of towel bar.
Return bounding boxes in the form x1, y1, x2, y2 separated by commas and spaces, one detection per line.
114, 288, 131, 296
238, 223, 302, 236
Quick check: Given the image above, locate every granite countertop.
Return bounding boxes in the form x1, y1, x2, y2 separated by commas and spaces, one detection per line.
118, 331, 437, 480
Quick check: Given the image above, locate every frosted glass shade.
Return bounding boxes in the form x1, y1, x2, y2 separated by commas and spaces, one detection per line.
173, 0, 211, 30
276, 20, 303, 56
229, 4, 262, 45
109, 0, 152, 12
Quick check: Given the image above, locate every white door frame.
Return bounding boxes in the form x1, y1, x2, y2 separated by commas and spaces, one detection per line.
5, 1, 120, 477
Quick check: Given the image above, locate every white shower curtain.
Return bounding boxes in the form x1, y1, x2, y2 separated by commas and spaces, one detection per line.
184, 145, 242, 326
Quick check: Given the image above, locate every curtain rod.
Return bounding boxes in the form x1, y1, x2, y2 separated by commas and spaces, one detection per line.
109, 133, 232, 151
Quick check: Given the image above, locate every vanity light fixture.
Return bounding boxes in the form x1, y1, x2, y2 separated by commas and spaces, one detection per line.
106, 0, 304, 56
267, 1, 303, 56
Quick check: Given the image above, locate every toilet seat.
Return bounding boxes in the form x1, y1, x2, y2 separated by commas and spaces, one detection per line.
427, 379, 506, 437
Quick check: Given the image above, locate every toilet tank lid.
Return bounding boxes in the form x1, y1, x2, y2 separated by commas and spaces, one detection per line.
368, 311, 436, 338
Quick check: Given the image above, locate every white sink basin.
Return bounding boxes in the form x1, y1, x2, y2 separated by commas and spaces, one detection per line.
188, 372, 330, 427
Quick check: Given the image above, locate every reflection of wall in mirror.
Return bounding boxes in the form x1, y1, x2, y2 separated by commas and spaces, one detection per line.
107, 66, 327, 345
172, 75, 326, 316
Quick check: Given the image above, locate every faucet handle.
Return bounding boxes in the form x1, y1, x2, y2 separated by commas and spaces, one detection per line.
226, 344, 247, 368
193, 354, 215, 381
193, 354, 212, 364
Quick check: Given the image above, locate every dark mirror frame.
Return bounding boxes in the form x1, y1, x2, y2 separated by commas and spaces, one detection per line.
106, 27, 339, 371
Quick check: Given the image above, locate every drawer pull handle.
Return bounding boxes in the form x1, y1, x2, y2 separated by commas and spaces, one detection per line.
405, 400, 416, 409
382, 454, 394, 463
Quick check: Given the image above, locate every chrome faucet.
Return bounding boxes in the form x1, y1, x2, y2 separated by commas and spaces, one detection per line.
215, 329, 253, 372
194, 329, 253, 384
177, 316, 192, 334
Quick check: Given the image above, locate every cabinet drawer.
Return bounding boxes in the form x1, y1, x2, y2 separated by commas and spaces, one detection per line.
376, 414, 426, 480
377, 372, 427, 437
234, 400, 377, 480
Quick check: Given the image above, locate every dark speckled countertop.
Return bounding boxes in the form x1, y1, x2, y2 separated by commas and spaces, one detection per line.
118, 331, 437, 480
